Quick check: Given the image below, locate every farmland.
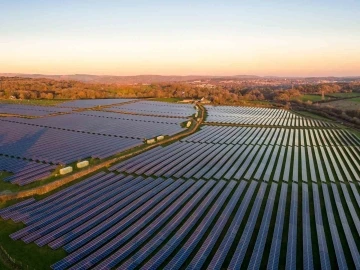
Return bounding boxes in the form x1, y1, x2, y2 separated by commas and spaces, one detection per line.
297, 94, 326, 102
327, 92, 360, 98
1, 99, 360, 269
318, 98, 360, 110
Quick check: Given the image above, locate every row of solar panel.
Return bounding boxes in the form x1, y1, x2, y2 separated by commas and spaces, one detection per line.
108, 101, 196, 117
110, 139, 360, 183
78, 110, 187, 124
0, 120, 142, 165
0, 155, 56, 185
205, 105, 289, 116
205, 105, 337, 127
1, 175, 360, 269
56, 99, 137, 108
0, 103, 73, 116
0, 101, 192, 185
183, 125, 360, 146
1, 113, 185, 140
0, 100, 195, 119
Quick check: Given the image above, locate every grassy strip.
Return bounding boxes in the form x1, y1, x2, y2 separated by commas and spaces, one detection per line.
0, 218, 66, 269
0, 245, 21, 270
293, 110, 336, 123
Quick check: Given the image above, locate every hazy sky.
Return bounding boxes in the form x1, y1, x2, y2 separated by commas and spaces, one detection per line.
1, 0, 360, 76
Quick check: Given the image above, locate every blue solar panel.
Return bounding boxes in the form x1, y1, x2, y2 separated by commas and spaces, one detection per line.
18, 175, 145, 243
302, 183, 313, 269
322, 184, 347, 269
312, 184, 331, 270
331, 183, 360, 267
116, 180, 209, 269
108, 101, 195, 117
164, 181, 236, 270
58, 99, 136, 108
208, 180, 257, 269
186, 181, 246, 270
0, 155, 56, 185
139, 181, 224, 270
37, 178, 177, 248
285, 183, 298, 270
228, 182, 267, 269
0, 103, 72, 116
53, 181, 207, 269
340, 183, 360, 236
0, 120, 142, 165
267, 183, 288, 270
247, 182, 278, 270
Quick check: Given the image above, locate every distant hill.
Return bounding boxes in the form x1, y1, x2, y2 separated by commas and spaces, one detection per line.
1, 73, 359, 84
0, 73, 222, 84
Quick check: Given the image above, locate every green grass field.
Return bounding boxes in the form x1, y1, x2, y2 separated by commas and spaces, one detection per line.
293, 110, 335, 122
298, 94, 326, 102
351, 97, 360, 103
0, 217, 66, 269
318, 99, 360, 110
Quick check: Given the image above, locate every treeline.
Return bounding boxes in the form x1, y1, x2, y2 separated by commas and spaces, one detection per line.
294, 82, 360, 94
0, 77, 282, 104
1, 77, 359, 105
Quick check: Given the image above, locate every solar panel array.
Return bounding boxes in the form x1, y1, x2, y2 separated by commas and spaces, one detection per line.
0, 156, 56, 185
2, 174, 360, 269
0, 104, 72, 116
57, 99, 137, 108
0, 120, 142, 165
78, 110, 186, 125
205, 105, 338, 127
1, 101, 360, 268
110, 125, 360, 183
3, 112, 185, 139
108, 101, 196, 117
0, 100, 190, 185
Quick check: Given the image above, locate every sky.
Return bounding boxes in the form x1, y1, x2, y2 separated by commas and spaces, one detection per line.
0, 0, 360, 77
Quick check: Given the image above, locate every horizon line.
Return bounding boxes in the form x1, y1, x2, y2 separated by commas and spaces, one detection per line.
1, 72, 360, 79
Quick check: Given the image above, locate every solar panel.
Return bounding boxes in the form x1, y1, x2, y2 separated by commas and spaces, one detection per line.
247, 182, 278, 270
322, 184, 347, 268
331, 183, 360, 267
302, 183, 313, 269
267, 183, 288, 270
285, 183, 298, 269
228, 182, 267, 269
164, 181, 236, 270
